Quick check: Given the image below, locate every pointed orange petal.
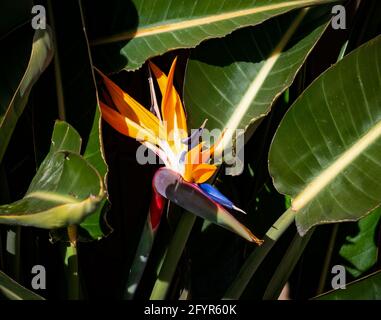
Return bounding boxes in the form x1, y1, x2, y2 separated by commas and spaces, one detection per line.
150, 58, 187, 139
166, 58, 187, 136
148, 61, 167, 97
161, 58, 177, 136
100, 101, 158, 145
192, 164, 217, 184
96, 68, 164, 140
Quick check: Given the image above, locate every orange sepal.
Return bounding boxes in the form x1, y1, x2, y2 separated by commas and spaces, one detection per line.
149, 58, 187, 140
96, 68, 165, 140
100, 101, 158, 145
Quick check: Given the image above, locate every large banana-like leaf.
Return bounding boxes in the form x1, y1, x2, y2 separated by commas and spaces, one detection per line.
0, 26, 54, 162
0, 270, 44, 300
316, 271, 381, 300
87, 0, 338, 72
0, 121, 105, 228
269, 35, 381, 236
184, 6, 331, 150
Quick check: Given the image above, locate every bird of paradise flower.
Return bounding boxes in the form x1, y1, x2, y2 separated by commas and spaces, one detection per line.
96, 58, 262, 299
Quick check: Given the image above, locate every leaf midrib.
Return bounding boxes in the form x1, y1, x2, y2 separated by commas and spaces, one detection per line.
292, 117, 381, 211
91, 0, 331, 45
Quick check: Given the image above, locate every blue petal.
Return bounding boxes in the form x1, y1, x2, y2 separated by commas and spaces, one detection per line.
199, 183, 233, 209
199, 183, 247, 214
181, 119, 208, 149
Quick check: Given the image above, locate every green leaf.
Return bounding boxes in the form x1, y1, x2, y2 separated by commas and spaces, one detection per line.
316, 271, 381, 300
0, 270, 44, 300
87, 0, 338, 72
48, 0, 109, 239
50, 119, 82, 153
184, 6, 331, 148
0, 121, 105, 228
339, 208, 381, 277
269, 36, 381, 235
0, 26, 54, 162
80, 108, 109, 240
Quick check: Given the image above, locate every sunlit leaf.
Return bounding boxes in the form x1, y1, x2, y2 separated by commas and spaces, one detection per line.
0, 26, 53, 162
184, 6, 331, 149
87, 0, 338, 71
269, 36, 381, 235
0, 121, 105, 228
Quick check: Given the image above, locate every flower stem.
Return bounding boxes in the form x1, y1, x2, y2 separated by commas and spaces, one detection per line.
223, 207, 296, 299
316, 224, 339, 295
263, 228, 314, 299
124, 218, 157, 299
150, 212, 196, 300
47, 0, 81, 299
63, 225, 80, 299
47, 0, 65, 121
63, 241, 80, 300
